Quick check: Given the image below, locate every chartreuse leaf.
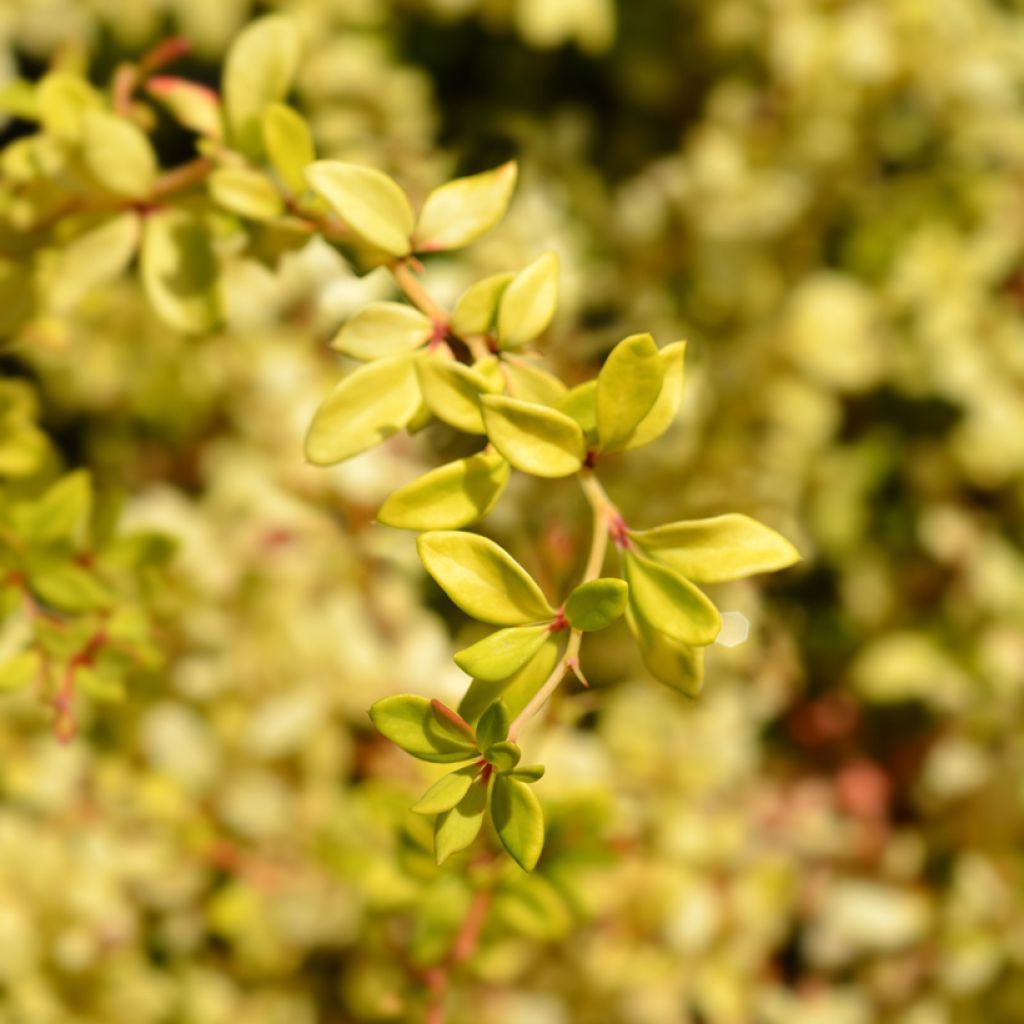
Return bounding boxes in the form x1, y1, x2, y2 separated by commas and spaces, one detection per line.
564, 578, 627, 632
261, 102, 315, 197
486, 741, 521, 772
491, 775, 545, 871
630, 513, 801, 582
27, 560, 112, 613
76, 667, 124, 703
24, 471, 91, 545
146, 76, 223, 139
623, 549, 721, 646
481, 395, 585, 478
141, 209, 221, 334
454, 623, 551, 682
509, 764, 545, 782
435, 782, 487, 864
332, 302, 432, 361
209, 167, 283, 222
557, 380, 597, 439
472, 356, 505, 392
223, 15, 299, 157
476, 699, 510, 750
502, 358, 567, 405
305, 355, 420, 465
496, 252, 559, 348
37, 73, 101, 140
626, 606, 704, 698
451, 272, 514, 338
377, 450, 510, 530
458, 635, 559, 723
305, 161, 414, 257
413, 161, 518, 252
82, 111, 158, 199
416, 355, 497, 434
617, 341, 687, 451
412, 764, 480, 815
0, 651, 41, 692
369, 694, 478, 763
48, 213, 140, 314
596, 333, 664, 453
417, 531, 554, 625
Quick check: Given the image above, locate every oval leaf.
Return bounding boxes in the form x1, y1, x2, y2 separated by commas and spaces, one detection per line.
564, 577, 627, 632
618, 340, 687, 452
458, 636, 560, 724
305, 355, 420, 465
481, 395, 584, 478
596, 333, 664, 453
454, 624, 551, 683
333, 302, 432, 361
146, 76, 223, 139
497, 252, 559, 348
413, 161, 517, 252
417, 531, 554, 626
82, 110, 157, 199
209, 167, 283, 222
416, 355, 496, 434
369, 694, 477, 764
556, 380, 598, 440
305, 161, 414, 257
435, 783, 487, 864
491, 775, 545, 872
626, 606, 705, 698
261, 102, 315, 197
412, 764, 479, 815
623, 549, 721, 646
451, 272, 514, 338
377, 450, 510, 531
631, 513, 801, 583
502, 358, 567, 405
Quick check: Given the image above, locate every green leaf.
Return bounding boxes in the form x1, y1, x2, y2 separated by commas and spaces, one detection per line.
81, 111, 158, 199
412, 764, 480, 815
458, 636, 560, 723
556, 380, 597, 439
450, 272, 514, 338
508, 764, 545, 782
454, 623, 551, 682
481, 395, 585, 478
417, 531, 554, 626
435, 782, 487, 864
472, 356, 505, 392
146, 76, 223, 139
223, 15, 300, 157
332, 302, 432, 361
497, 252, 559, 348
630, 513, 801, 582
491, 775, 545, 871
369, 694, 478, 763
623, 549, 721, 646
209, 167, 283, 222
27, 561, 112, 613
377, 451, 509, 531
305, 355, 421, 466
475, 699, 510, 750
261, 102, 315, 197
616, 341, 687, 452
305, 161, 414, 257
413, 161, 517, 252
48, 213, 140, 314
502, 358, 567, 405
25, 471, 92, 545
37, 73, 101, 140
596, 333, 664, 453
564, 577, 627, 632
141, 209, 221, 334
416, 355, 497, 434
626, 606, 705, 698
0, 651, 41, 693
76, 666, 125, 704
485, 740, 521, 773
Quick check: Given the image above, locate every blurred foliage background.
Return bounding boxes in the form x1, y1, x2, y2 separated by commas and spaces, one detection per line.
3, 0, 1024, 1022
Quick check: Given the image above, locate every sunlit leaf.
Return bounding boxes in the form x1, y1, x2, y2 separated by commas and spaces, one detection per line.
481, 395, 584, 477
413, 161, 517, 252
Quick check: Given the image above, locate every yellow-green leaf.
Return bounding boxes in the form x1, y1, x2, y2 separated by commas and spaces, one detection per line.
623, 549, 721, 646
556, 380, 597, 439
146, 76, 223, 139
141, 209, 221, 334
417, 531, 554, 625
413, 161, 517, 252
497, 252, 559, 348
333, 302, 433, 361
416, 355, 497, 434
502, 358, 567, 405
261, 102, 315, 197
458, 636, 559, 723
305, 161, 414, 257
377, 450, 510, 530
82, 110, 158, 199
24, 471, 92, 545
369, 694, 478, 764
631, 513, 801, 583
564, 577, 627, 632
617, 340, 687, 451
48, 213, 140, 314
435, 783, 487, 864
27, 561, 112, 613
596, 333, 664, 453
37, 73, 101, 140
223, 15, 300, 157
0, 651, 41, 692
491, 775, 545, 871
413, 764, 479, 815
626, 606, 705, 698
305, 355, 421, 465
481, 394, 584, 478
451, 271, 514, 338
454, 624, 552, 682
209, 167, 284, 222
